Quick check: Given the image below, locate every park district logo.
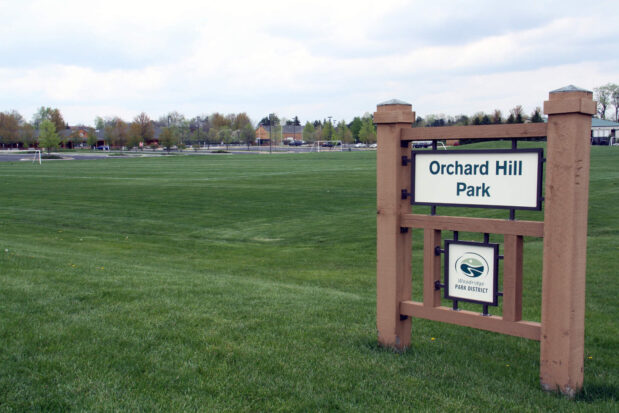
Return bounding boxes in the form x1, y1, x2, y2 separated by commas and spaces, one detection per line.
454, 252, 489, 279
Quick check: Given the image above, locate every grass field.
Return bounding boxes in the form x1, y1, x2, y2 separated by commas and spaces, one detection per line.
0, 146, 617, 411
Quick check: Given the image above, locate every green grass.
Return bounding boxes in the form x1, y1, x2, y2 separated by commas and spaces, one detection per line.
0, 148, 616, 411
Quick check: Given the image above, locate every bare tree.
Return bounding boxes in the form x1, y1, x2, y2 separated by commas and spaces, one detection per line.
129, 112, 154, 149
594, 84, 613, 119
609, 84, 619, 122
492, 109, 503, 124
510, 105, 526, 123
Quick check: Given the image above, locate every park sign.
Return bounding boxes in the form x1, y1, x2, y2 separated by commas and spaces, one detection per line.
444, 240, 499, 306
411, 149, 544, 210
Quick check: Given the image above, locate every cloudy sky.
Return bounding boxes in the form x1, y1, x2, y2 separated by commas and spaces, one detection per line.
1, 0, 618, 126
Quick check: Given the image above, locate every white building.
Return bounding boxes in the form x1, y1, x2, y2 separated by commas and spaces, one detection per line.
591, 118, 619, 145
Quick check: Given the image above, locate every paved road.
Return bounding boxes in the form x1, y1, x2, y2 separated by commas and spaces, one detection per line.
0, 152, 110, 162
0, 147, 373, 162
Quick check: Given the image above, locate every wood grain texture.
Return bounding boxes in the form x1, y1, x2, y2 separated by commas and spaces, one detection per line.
400, 123, 547, 141
400, 301, 541, 340
400, 214, 544, 237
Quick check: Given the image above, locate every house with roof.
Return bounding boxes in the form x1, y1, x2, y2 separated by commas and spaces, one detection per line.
591, 118, 618, 145
60, 126, 91, 148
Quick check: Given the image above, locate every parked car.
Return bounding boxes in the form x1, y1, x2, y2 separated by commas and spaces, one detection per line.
95, 145, 110, 151
412, 141, 432, 148
369, 143, 377, 148
354, 142, 367, 148
290, 140, 304, 146
591, 136, 610, 145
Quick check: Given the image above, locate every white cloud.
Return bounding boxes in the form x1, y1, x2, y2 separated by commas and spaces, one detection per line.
1, 0, 618, 125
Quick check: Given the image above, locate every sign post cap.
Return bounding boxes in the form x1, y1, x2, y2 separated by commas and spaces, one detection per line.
550, 85, 591, 94
377, 99, 411, 107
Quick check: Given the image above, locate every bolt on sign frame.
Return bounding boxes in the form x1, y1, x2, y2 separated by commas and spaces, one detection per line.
374, 88, 596, 397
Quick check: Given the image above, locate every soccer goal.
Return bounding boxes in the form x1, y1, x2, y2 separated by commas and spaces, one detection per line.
310, 140, 343, 152
32, 150, 41, 165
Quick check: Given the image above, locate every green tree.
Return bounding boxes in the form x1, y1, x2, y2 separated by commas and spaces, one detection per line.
455, 115, 469, 126
322, 120, 334, 141
259, 114, 280, 126
313, 125, 323, 142
471, 112, 484, 125
349, 117, 363, 142
302, 122, 315, 143
39, 119, 60, 153
87, 128, 98, 148
33, 107, 65, 132
32, 107, 53, 128
358, 117, 376, 144
206, 128, 218, 149
335, 120, 352, 143
159, 127, 176, 152
530, 107, 544, 123
94, 116, 105, 131
218, 127, 232, 149
173, 120, 190, 146
241, 123, 255, 148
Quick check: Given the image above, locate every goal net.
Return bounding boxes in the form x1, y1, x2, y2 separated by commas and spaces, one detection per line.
310, 140, 343, 152
32, 150, 41, 165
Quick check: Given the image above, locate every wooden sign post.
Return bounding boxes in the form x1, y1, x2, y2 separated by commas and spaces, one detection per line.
540, 87, 596, 396
375, 87, 595, 396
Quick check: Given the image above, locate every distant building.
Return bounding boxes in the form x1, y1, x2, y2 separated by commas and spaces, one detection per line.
591, 118, 618, 145
255, 124, 302, 145
60, 126, 90, 148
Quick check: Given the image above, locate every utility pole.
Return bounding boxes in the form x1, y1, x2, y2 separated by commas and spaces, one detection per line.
196, 116, 201, 148
269, 113, 273, 154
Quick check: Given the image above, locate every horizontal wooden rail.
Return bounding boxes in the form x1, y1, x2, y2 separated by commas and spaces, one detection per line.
400, 214, 544, 237
400, 123, 547, 141
400, 301, 541, 340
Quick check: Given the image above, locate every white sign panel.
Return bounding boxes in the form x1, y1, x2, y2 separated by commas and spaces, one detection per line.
445, 241, 498, 306
412, 149, 543, 210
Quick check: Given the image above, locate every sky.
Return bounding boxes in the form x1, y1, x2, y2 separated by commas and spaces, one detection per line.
1, 0, 618, 126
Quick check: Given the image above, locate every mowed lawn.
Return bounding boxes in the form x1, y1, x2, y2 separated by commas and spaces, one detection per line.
0, 148, 616, 411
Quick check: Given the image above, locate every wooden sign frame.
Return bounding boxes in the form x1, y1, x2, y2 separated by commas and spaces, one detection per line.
374, 87, 596, 397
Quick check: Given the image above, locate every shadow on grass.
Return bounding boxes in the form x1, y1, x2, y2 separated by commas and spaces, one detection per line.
574, 384, 618, 403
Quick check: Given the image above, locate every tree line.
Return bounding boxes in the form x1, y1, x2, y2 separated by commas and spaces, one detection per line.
4, 90, 613, 152
413, 105, 544, 128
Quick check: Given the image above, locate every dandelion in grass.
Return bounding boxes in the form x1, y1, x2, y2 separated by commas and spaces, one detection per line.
431, 337, 435, 341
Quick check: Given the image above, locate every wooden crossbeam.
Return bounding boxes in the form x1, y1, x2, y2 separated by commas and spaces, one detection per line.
400, 214, 544, 237
400, 123, 547, 141
400, 301, 541, 340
